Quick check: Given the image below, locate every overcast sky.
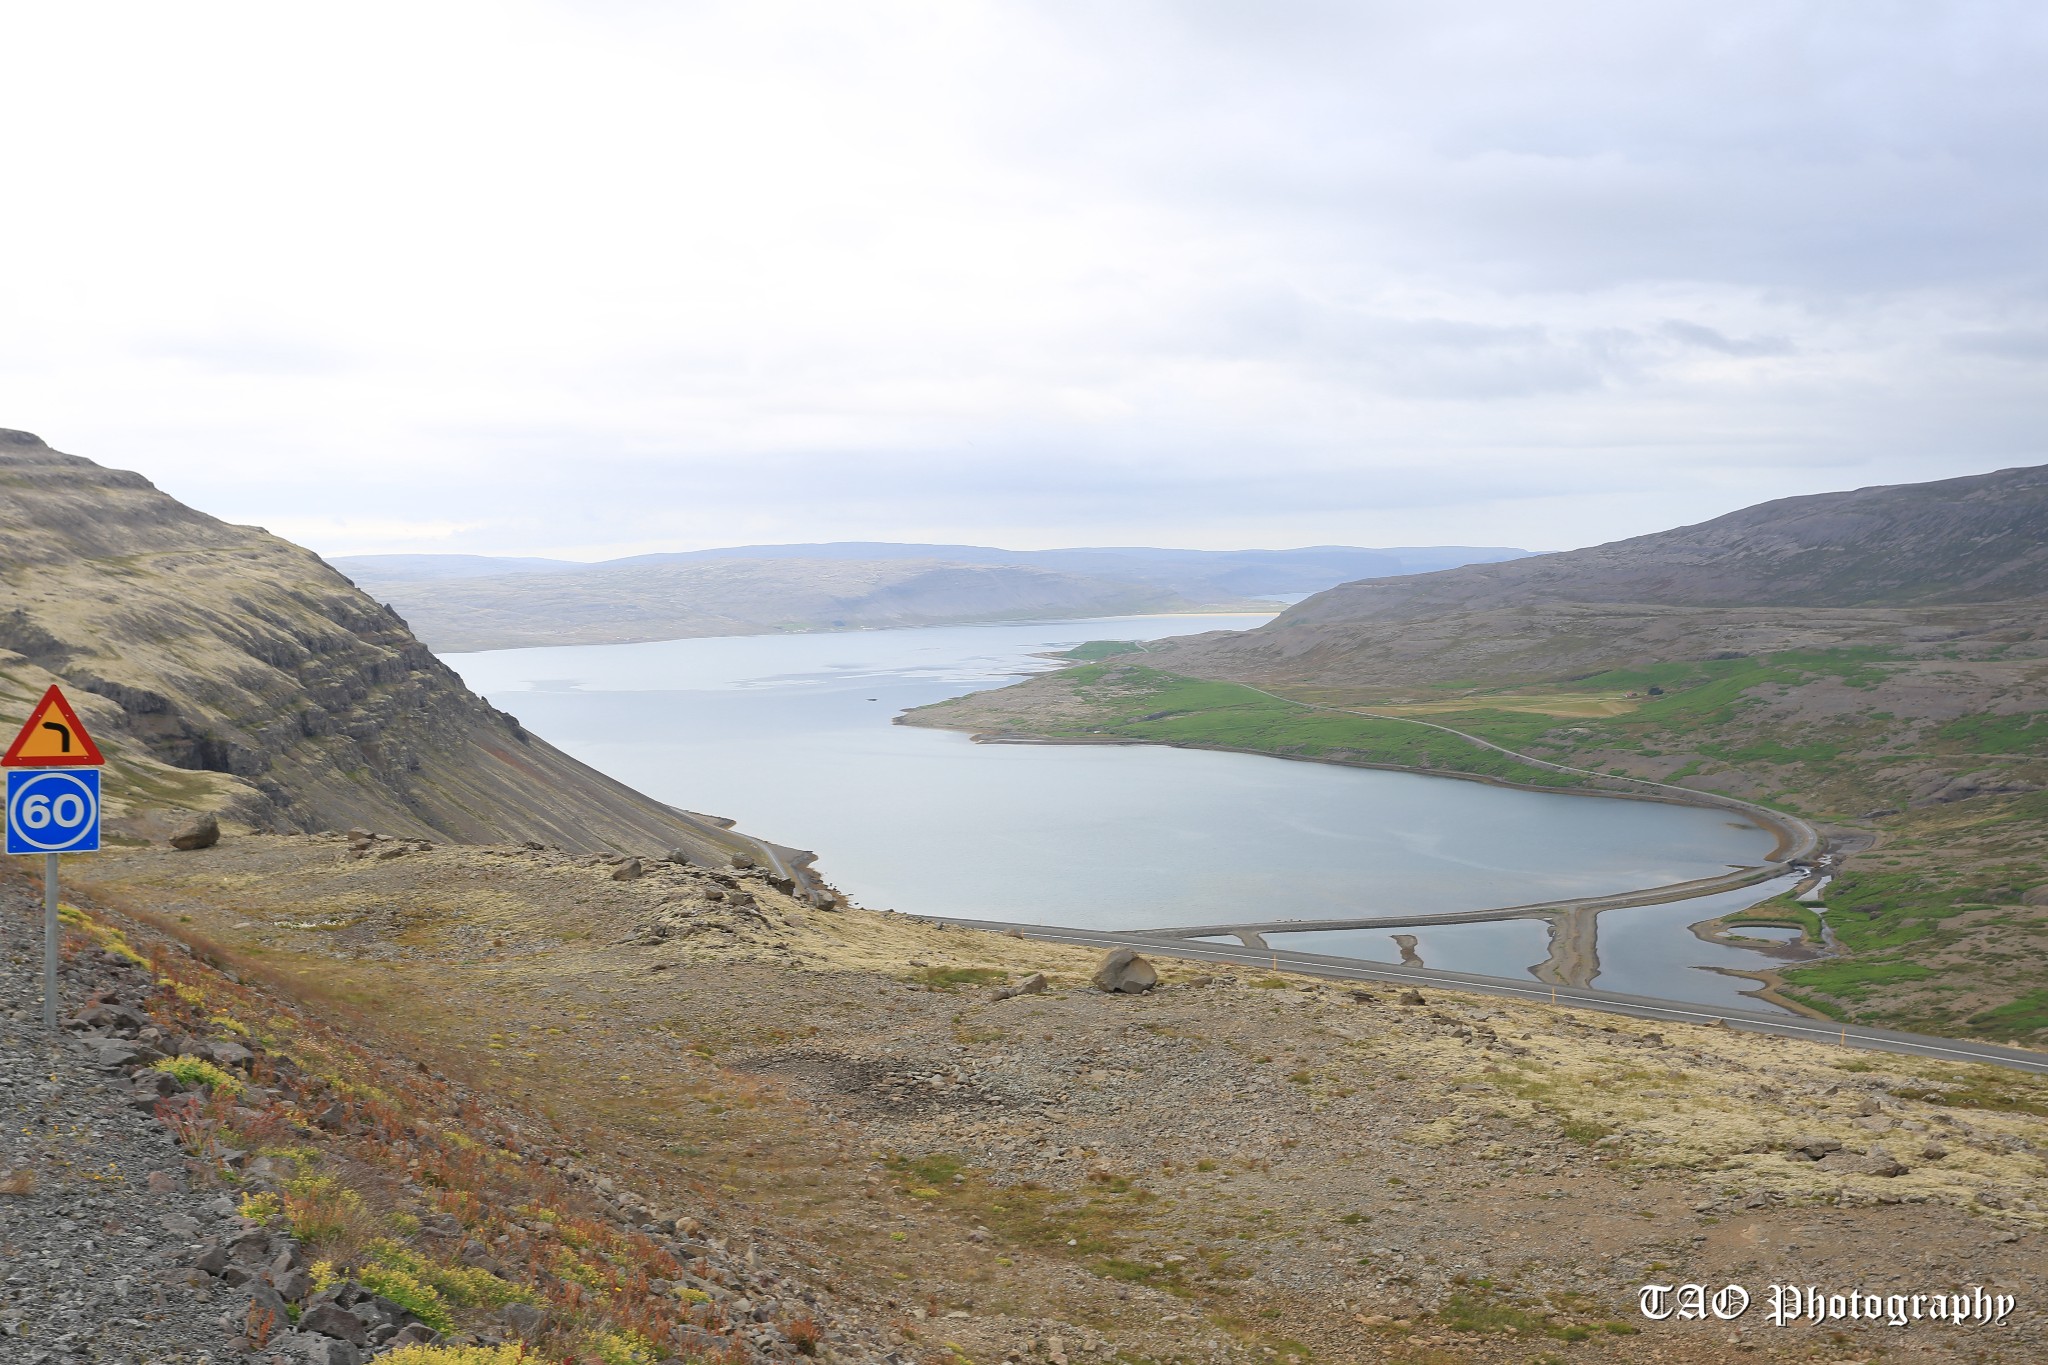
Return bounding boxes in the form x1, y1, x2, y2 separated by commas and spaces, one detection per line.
3, 2, 2044, 559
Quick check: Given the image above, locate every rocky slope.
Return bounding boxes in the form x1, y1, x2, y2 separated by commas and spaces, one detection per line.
59, 835, 2048, 1363
0, 429, 773, 861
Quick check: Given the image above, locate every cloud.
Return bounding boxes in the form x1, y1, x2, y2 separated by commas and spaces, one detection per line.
1946, 329, 2048, 361
0, 1, 2042, 557
1658, 320, 1793, 358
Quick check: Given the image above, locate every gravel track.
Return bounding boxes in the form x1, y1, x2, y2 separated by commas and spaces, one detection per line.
0, 878, 233, 1364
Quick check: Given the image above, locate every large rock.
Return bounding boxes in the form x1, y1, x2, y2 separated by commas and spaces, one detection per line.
1091, 949, 1158, 994
297, 1301, 369, 1345
269, 1332, 364, 1365
502, 1301, 546, 1340
243, 1281, 293, 1342
991, 972, 1049, 1002
169, 813, 220, 850
1785, 1136, 1843, 1161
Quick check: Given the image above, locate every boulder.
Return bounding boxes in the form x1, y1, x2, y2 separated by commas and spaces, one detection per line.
268, 1331, 363, 1365
1091, 949, 1158, 994
991, 972, 1049, 1002
1816, 1148, 1890, 1175
1785, 1136, 1843, 1161
244, 1281, 292, 1341
298, 1301, 370, 1345
1397, 990, 1426, 1006
730, 853, 756, 869
169, 813, 220, 850
611, 858, 644, 881
89, 1039, 145, 1070
502, 1301, 546, 1339
209, 1040, 255, 1070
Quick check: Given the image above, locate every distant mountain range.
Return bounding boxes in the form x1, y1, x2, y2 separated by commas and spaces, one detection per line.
332, 543, 1531, 653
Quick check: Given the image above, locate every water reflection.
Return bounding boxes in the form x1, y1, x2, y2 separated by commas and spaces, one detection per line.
1247, 874, 1807, 1011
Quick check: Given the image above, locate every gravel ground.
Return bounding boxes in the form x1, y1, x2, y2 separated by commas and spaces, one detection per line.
0, 877, 232, 1364
75, 836, 2048, 1362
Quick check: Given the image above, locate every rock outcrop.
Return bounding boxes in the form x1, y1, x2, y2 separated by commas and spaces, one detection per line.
0, 429, 769, 860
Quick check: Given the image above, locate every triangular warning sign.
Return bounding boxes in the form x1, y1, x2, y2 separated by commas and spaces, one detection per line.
3, 685, 106, 767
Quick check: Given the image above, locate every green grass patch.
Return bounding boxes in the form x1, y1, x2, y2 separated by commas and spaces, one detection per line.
884, 1152, 1153, 1257
1059, 640, 1148, 662
1965, 992, 2048, 1043
1043, 665, 1581, 788
153, 1054, 243, 1095
1559, 1118, 1614, 1146
1437, 1289, 1587, 1340
1884, 1065, 2048, 1117
1934, 711, 2048, 757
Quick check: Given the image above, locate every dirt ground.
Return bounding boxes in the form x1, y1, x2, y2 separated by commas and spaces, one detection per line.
71, 833, 2048, 1364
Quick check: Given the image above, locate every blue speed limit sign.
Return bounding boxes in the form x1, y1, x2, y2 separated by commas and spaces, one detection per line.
7, 768, 101, 853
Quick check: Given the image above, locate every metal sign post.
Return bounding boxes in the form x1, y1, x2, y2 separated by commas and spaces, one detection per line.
43, 853, 58, 1032
3, 686, 106, 1033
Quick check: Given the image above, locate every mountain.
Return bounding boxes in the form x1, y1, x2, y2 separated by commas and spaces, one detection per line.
1280, 463, 2048, 620
331, 556, 1249, 653
1155, 464, 2048, 691
331, 542, 1530, 652
0, 428, 781, 861
906, 464, 2048, 1043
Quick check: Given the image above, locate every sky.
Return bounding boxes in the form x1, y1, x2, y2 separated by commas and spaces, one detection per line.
2, 1, 2045, 559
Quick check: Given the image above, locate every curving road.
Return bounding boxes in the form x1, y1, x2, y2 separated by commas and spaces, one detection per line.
918, 914, 2048, 1077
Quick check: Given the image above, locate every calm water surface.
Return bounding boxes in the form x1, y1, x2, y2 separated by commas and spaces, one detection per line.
1252, 875, 1805, 1010
445, 615, 1792, 1005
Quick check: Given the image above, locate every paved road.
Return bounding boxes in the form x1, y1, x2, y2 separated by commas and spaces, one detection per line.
920, 914, 2048, 1077
1150, 866, 1794, 943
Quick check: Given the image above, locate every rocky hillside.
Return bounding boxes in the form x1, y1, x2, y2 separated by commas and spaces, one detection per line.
49, 837, 2048, 1363
0, 429, 774, 860
1283, 462, 2048, 622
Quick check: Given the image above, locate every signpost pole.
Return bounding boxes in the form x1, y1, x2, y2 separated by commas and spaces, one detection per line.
43, 851, 58, 1033
3, 686, 106, 1033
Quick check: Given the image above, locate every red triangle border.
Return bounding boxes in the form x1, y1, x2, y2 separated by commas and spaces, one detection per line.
2, 684, 107, 767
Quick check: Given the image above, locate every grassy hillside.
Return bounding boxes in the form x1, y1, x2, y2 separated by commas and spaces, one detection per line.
909, 637, 2048, 1045
908, 466, 2048, 1045
0, 429, 772, 861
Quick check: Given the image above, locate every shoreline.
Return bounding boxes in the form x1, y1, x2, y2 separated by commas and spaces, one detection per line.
962, 727, 1817, 866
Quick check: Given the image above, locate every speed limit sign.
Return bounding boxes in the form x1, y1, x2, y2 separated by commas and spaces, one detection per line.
7, 768, 101, 854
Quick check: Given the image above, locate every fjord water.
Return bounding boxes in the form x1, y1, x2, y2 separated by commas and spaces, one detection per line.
445, 614, 1786, 1001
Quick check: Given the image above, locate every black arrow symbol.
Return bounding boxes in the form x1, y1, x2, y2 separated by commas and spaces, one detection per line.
41, 721, 71, 753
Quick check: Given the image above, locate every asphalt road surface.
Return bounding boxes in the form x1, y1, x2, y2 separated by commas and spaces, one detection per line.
922, 914, 2048, 1078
